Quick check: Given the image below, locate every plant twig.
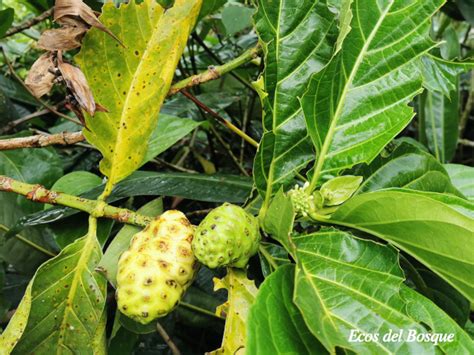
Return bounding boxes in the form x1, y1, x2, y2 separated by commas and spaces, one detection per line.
168, 46, 260, 96
4, 8, 53, 38
1, 47, 82, 125
0, 175, 152, 227
0, 108, 51, 135
179, 301, 225, 320
0, 131, 84, 150
156, 322, 181, 355
209, 124, 249, 176
191, 33, 255, 91
181, 91, 259, 148
459, 139, 474, 147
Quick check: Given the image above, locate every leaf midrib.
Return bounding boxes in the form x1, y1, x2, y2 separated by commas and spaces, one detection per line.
310, 1, 394, 188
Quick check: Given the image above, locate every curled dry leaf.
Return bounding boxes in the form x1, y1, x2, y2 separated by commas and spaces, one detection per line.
25, 53, 56, 98
54, 0, 123, 46
57, 53, 96, 116
37, 25, 88, 51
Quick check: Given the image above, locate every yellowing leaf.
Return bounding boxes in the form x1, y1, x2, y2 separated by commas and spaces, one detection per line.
210, 269, 258, 355
0, 283, 32, 355
76, 0, 202, 192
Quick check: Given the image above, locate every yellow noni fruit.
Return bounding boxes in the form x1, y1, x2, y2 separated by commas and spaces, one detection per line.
116, 210, 198, 324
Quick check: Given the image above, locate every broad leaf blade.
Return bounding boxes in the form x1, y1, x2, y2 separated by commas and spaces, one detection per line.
302, 0, 443, 183
292, 228, 474, 353
12, 229, 106, 353
76, 0, 202, 188
253, 0, 337, 203
247, 264, 325, 354
331, 189, 474, 302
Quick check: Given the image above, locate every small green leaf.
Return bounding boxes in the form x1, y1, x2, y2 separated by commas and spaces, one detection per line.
247, 264, 325, 354
76, 0, 202, 190
143, 114, 200, 164
421, 54, 474, 97
262, 189, 294, 251
320, 175, 362, 206
444, 164, 474, 201
354, 141, 463, 196
221, 4, 254, 36
0, 8, 14, 38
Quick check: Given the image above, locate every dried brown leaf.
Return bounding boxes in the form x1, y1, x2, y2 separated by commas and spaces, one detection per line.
37, 25, 87, 51
54, 0, 123, 45
57, 53, 96, 115
25, 53, 56, 98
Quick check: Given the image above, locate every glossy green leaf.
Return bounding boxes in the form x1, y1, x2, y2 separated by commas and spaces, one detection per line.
12, 226, 106, 354
355, 142, 462, 196
320, 175, 362, 206
210, 269, 258, 354
198, 0, 226, 19
445, 163, 474, 201
262, 189, 294, 251
98, 198, 163, 286
0, 8, 14, 38
221, 4, 254, 36
302, 0, 443, 185
418, 88, 459, 163
0, 147, 62, 273
331, 189, 474, 302
253, 0, 338, 204
421, 54, 474, 97
0, 88, 18, 126
247, 264, 325, 354
76, 0, 202, 190
292, 228, 474, 353
143, 114, 200, 163
413, 266, 470, 326
0, 75, 37, 106
402, 287, 474, 353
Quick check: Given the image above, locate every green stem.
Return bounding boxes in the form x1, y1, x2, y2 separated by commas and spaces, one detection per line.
179, 301, 225, 320
0, 223, 57, 257
258, 244, 279, 271
0, 175, 152, 227
169, 45, 261, 96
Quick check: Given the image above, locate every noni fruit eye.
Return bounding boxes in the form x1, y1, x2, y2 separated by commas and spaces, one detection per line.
192, 203, 261, 269
116, 210, 198, 324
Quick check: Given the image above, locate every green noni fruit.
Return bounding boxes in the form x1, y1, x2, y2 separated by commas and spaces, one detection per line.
192, 203, 260, 268
116, 210, 198, 324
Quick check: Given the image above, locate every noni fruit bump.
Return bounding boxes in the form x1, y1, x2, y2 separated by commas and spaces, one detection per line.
116, 210, 198, 324
192, 203, 260, 268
